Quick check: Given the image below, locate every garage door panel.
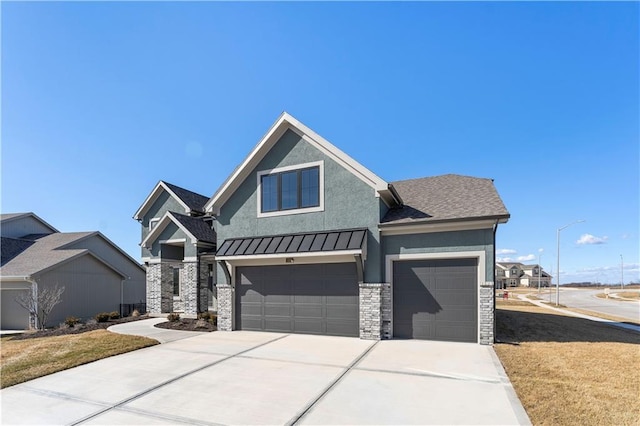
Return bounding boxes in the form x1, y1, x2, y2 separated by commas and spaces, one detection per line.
292, 304, 323, 318
264, 304, 292, 316
326, 304, 359, 319
236, 263, 358, 337
293, 319, 324, 334
241, 303, 263, 316
393, 258, 477, 343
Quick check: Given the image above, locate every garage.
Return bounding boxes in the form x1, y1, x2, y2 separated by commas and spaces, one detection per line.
236, 263, 359, 337
1, 289, 30, 330
393, 258, 477, 342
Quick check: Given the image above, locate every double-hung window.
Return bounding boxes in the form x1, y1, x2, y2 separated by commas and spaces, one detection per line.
258, 161, 323, 217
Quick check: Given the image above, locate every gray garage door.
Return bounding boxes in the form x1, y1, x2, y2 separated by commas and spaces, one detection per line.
393, 258, 477, 342
236, 263, 359, 337
1, 290, 30, 330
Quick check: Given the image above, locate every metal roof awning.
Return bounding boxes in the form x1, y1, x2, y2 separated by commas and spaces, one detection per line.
216, 229, 367, 258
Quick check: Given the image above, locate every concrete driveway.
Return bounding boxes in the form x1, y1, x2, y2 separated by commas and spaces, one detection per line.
1, 331, 530, 425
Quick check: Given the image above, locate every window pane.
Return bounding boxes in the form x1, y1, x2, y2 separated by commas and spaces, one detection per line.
173, 268, 180, 296
261, 174, 278, 212
301, 167, 319, 207
281, 171, 298, 210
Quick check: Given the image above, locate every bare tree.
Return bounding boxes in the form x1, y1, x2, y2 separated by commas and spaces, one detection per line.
15, 284, 65, 330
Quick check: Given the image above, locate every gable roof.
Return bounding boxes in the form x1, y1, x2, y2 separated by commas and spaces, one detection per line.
381, 174, 510, 226
0, 232, 126, 279
0, 212, 59, 234
141, 211, 216, 248
133, 181, 209, 220
205, 112, 401, 215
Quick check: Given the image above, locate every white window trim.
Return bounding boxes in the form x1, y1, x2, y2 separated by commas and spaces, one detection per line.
149, 218, 160, 231
256, 160, 324, 218
385, 251, 486, 344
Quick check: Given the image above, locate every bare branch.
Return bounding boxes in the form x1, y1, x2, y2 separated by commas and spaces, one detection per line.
15, 284, 65, 330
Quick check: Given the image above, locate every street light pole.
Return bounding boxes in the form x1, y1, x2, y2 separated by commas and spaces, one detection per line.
556, 220, 585, 306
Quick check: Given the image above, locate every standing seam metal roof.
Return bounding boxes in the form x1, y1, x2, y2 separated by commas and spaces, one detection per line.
217, 229, 367, 257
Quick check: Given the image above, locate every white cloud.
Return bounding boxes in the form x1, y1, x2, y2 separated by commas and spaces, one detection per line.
576, 234, 608, 245
496, 249, 517, 255
517, 254, 536, 262
496, 257, 513, 263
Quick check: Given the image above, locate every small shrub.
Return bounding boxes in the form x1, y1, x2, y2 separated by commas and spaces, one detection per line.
131, 309, 140, 317
198, 311, 217, 325
65, 316, 81, 327
86, 318, 97, 326
167, 312, 180, 322
95, 312, 110, 323
109, 311, 120, 320
58, 322, 70, 330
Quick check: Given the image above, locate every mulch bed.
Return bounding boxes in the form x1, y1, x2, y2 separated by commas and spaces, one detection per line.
154, 318, 216, 332
7, 315, 152, 341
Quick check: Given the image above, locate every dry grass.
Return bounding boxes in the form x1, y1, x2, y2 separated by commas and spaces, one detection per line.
596, 291, 640, 301
495, 304, 640, 425
559, 307, 640, 327
0, 330, 157, 388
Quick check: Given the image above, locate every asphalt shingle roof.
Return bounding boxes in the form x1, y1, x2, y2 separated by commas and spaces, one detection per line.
381, 174, 510, 225
0, 232, 96, 277
162, 182, 209, 213
170, 213, 217, 244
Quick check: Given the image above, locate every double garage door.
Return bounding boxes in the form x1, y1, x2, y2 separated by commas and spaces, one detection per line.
236, 263, 359, 337
393, 258, 478, 343
235, 258, 478, 342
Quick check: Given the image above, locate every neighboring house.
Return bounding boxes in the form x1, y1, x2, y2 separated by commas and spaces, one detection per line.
134, 181, 217, 315
495, 262, 551, 288
0, 213, 146, 330
137, 112, 510, 344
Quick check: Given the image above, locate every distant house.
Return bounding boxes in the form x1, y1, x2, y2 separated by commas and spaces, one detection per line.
0, 213, 146, 330
135, 113, 511, 345
495, 262, 551, 289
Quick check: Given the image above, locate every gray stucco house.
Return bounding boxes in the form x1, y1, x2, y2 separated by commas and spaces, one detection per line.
137, 112, 509, 344
0, 213, 146, 330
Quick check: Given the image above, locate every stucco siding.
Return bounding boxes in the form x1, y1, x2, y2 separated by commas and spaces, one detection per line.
216, 129, 383, 283
382, 229, 495, 281
35, 255, 123, 327
141, 190, 186, 258
149, 223, 196, 258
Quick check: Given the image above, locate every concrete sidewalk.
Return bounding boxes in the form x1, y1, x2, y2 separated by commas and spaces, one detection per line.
517, 294, 640, 333
108, 318, 206, 343
0, 332, 530, 425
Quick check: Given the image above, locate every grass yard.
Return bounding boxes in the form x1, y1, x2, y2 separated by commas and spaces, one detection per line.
1, 330, 158, 388
495, 302, 640, 426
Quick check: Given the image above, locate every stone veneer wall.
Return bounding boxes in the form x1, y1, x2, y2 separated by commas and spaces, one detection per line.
181, 262, 198, 315
199, 262, 210, 312
359, 283, 383, 340
217, 284, 233, 331
146, 263, 174, 314
479, 282, 494, 345
381, 282, 392, 339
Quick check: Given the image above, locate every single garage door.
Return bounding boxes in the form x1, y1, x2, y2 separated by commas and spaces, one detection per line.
1, 289, 30, 330
393, 258, 477, 342
236, 263, 359, 337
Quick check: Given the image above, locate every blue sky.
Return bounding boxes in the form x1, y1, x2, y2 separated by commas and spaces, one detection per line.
2, 2, 638, 284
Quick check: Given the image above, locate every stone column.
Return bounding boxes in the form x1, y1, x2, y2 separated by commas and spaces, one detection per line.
381, 282, 392, 339
198, 262, 210, 312
217, 284, 233, 331
479, 282, 495, 345
160, 262, 173, 313
146, 263, 161, 314
359, 283, 383, 340
182, 262, 198, 315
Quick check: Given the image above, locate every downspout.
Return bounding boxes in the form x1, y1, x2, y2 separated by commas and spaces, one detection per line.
492, 219, 499, 343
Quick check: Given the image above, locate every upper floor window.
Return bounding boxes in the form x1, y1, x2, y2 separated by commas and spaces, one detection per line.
257, 161, 324, 217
